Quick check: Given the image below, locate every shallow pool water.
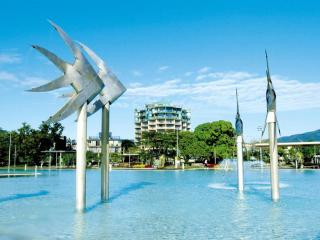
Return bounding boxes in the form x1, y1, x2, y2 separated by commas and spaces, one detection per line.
0, 166, 320, 239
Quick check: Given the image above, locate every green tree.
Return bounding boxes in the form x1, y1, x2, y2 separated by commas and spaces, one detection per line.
0, 122, 65, 166
194, 120, 235, 162
121, 139, 135, 153
141, 131, 176, 164
0, 128, 10, 166
179, 131, 208, 161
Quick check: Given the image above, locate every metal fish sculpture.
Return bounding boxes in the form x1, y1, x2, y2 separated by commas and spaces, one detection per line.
78, 43, 126, 115
266, 51, 276, 112
235, 88, 243, 136
27, 20, 104, 123
261, 50, 281, 137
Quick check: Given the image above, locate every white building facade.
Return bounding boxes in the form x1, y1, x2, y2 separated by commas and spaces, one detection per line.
134, 103, 191, 143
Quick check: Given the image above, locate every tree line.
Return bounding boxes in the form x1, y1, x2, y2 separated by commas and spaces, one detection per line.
0, 122, 69, 166
138, 120, 236, 165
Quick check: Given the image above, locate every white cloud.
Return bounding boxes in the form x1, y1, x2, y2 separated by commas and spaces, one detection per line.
198, 66, 211, 74
0, 70, 49, 89
0, 71, 18, 81
0, 53, 21, 64
158, 66, 169, 72
19, 77, 49, 88
196, 71, 255, 81
129, 82, 143, 88
124, 70, 320, 114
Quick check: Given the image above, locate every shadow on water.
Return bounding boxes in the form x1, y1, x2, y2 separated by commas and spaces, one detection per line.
0, 190, 49, 203
86, 181, 154, 213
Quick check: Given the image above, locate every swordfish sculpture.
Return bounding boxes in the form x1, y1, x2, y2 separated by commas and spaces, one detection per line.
235, 89, 243, 136
261, 51, 281, 136
235, 89, 244, 192
78, 43, 126, 201
261, 51, 280, 202
28, 21, 105, 212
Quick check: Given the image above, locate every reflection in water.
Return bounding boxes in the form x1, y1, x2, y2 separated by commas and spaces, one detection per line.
231, 193, 248, 239
269, 204, 284, 239
0, 190, 49, 203
86, 181, 154, 213
74, 212, 85, 240
108, 181, 154, 203
208, 182, 289, 191
73, 182, 155, 239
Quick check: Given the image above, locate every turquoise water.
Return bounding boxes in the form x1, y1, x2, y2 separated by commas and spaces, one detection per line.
0, 166, 320, 239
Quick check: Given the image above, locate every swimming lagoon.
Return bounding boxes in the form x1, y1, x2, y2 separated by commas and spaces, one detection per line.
0, 165, 319, 239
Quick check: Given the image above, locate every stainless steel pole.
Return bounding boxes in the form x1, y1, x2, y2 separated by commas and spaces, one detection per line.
267, 111, 279, 201
236, 136, 244, 191
101, 103, 110, 202
14, 145, 16, 172
49, 154, 52, 169
8, 133, 11, 173
260, 137, 263, 168
76, 102, 87, 211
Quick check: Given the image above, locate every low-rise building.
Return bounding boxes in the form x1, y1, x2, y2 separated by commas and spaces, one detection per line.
87, 134, 124, 154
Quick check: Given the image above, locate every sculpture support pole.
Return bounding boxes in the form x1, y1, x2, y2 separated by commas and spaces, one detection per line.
267, 111, 279, 201
101, 103, 110, 202
236, 135, 244, 191
76, 102, 87, 212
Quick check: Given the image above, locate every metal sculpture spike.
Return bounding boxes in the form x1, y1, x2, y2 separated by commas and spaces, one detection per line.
261, 51, 281, 137
265, 50, 276, 112
27, 21, 104, 123
78, 43, 126, 115
235, 88, 243, 136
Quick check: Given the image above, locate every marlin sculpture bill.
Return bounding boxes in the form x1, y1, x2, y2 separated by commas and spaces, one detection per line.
235, 88, 243, 137
27, 20, 104, 123
261, 50, 281, 137
78, 43, 127, 115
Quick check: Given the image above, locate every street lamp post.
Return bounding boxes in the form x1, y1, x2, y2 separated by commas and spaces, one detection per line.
8, 132, 12, 173
175, 129, 179, 168
14, 144, 16, 172
257, 126, 263, 168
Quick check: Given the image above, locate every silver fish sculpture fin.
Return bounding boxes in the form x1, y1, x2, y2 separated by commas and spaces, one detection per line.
78, 43, 126, 116
27, 75, 71, 92
59, 92, 75, 98
29, 20, 104, 123
78, 42, 108, 75
48, 20, 83, 61
32, 45, 69, 73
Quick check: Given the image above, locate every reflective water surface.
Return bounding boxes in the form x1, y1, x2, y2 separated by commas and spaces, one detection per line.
0, 166, 320, 239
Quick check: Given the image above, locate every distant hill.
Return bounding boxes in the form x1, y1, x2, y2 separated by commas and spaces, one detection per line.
278, 129, 320, 142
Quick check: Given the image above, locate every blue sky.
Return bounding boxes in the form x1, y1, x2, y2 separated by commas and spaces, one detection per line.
1, 0, 320, 141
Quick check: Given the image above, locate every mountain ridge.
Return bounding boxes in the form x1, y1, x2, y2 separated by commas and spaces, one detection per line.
278, 129, 320, 142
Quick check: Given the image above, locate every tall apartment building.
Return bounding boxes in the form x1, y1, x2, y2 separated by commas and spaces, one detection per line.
134, 103, 191, 143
